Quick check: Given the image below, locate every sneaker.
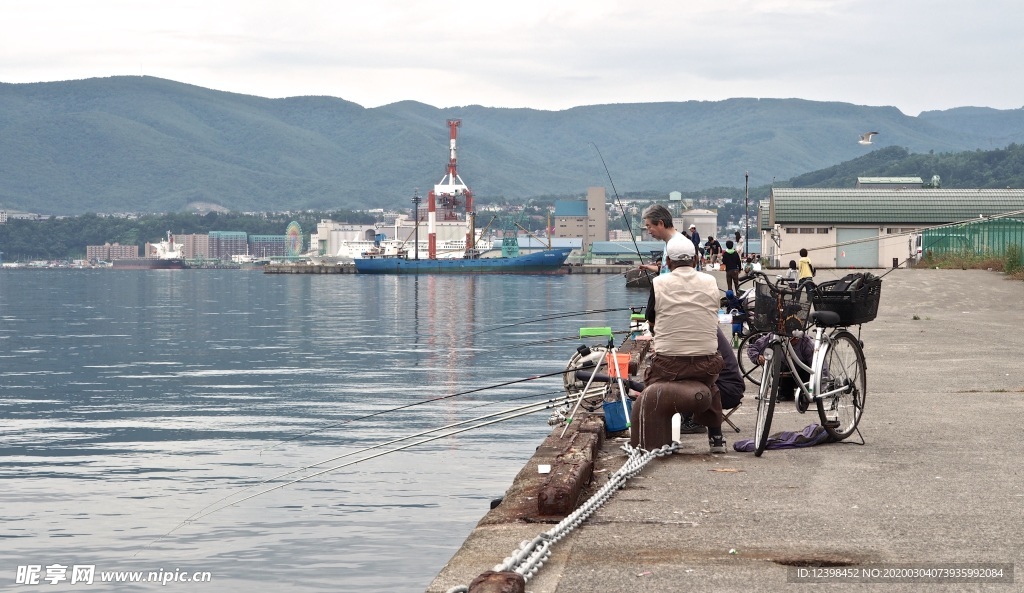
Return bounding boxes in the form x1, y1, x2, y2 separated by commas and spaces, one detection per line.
709, 435, 727, 454
679, 417, 707, 434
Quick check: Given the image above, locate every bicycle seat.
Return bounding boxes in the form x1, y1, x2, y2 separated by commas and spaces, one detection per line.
810, 310, 842, 327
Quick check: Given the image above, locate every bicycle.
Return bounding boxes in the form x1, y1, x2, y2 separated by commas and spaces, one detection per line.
736, 274, 800, 385
746, 271, 881, 456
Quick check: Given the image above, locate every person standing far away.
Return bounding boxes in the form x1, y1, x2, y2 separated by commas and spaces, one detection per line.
735, 231, 744, 258
784, 259, 799, 285
688, 224, 702, 270
796, 248, 816, 300
721, 239, 743, 292
797, 248, 814, 282
639, 204, 680, 275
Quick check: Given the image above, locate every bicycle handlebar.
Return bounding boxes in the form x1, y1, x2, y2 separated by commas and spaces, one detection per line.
744, 270, 806, 296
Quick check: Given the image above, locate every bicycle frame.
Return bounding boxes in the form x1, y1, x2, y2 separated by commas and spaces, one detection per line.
772, 324, 846, 406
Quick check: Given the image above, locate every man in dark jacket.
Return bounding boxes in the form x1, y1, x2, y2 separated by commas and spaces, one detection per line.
721, 239, 743, 292
688, 224, 702, 270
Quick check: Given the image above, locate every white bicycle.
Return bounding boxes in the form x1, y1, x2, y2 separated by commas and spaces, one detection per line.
747, 272, 881, 457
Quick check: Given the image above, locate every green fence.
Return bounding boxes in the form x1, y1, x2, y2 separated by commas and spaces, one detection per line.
920, 217, 1024, 263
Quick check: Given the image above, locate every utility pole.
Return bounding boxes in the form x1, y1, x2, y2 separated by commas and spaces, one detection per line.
744, 171, 749, 254
412, 189, 421, 260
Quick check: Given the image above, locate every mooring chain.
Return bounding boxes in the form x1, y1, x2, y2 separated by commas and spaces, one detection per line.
444, 441, 679, 593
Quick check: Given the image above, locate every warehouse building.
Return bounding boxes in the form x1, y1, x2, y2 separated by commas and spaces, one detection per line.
760, 188, 1024, 269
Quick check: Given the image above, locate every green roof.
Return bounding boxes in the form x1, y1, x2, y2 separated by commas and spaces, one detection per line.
770, 188, 1024, 224
758, 200, 771, 230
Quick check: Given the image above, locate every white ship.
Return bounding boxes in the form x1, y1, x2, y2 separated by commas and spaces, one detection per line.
112, 232, 188, 270
308, 239, 379, 265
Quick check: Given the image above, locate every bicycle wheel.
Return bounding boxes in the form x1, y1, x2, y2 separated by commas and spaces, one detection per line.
738, 330, 770, 386
753, 342, 782, 457
816, 331, 866, 440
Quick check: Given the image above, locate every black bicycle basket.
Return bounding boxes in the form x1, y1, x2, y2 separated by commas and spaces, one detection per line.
811, 273, 882, 325
751, 280, 810, 336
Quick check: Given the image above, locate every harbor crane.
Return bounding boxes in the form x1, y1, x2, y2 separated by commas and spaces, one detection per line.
426, 119, 475, 259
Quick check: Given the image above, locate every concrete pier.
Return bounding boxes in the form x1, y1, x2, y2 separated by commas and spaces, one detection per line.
427, 268, 1024, 593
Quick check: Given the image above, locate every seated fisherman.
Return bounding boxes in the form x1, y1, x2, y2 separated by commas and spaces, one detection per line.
634, 234, 726, 453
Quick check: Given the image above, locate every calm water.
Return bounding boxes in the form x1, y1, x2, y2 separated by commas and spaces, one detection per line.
0, 270, 637, 592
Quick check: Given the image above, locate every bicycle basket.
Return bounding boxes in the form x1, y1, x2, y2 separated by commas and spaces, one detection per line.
751, 280, 810, 336
811, 273, 882, 325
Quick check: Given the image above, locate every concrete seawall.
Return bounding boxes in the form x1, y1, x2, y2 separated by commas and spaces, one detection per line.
427, 268, 1024, 593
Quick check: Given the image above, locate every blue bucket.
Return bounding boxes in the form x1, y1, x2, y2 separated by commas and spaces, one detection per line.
603, 398, 633, 433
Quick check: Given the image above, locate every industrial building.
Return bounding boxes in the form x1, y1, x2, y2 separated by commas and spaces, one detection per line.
760, 187, 1024, 268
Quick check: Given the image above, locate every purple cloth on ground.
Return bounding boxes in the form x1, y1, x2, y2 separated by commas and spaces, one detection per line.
733, 423, 837, 452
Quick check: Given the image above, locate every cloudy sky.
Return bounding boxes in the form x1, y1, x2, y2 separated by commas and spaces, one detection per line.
2, 0, 1020, 116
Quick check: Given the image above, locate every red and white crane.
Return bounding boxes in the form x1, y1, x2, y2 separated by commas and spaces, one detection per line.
427, 119, 475, 259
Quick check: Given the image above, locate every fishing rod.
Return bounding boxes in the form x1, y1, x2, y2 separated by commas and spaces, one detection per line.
260, 366, 581, 453
141, 397, 577, 555
491, 329, 634, 352
145, 388, 572, 555
203, 394, 575, 522
469, 307, 630, 336
591, 142, 654, 284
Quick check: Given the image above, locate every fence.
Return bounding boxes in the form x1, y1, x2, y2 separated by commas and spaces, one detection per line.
920, 216, 1024, 264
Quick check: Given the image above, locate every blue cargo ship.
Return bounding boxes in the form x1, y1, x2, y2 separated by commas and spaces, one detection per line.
353, 247, 572, 275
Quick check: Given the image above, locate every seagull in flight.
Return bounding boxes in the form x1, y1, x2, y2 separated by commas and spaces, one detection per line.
859, 131, 879, 145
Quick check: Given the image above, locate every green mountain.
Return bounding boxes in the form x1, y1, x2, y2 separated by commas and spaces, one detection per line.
784, 144, 1024, 189
2, 76, 1023, 215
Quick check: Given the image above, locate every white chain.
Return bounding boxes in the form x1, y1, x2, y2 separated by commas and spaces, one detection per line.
444, 441, 678, 593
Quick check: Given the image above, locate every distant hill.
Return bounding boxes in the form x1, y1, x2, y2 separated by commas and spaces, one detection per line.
783, 144, 1024, 189
2, 76, 1024, 215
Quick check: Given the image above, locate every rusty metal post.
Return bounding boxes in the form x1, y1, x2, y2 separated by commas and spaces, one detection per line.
468, 570, 526, 593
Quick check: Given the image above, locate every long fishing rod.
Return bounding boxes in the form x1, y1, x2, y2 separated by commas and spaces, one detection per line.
141, 399, 571, 554
591, 142, 654, 284
181, 393, 577, 532
260, 366, 579, 453
144, 388, 572, 555
474, 329, 636, 353
469, 307, 630, 336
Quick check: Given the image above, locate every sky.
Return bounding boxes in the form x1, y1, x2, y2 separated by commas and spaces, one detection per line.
2, 0, 1021, 116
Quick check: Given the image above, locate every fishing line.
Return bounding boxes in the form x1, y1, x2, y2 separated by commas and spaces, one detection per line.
262, 308, 640, 452
139, 398, 573, 555
260, 367, 580, 453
